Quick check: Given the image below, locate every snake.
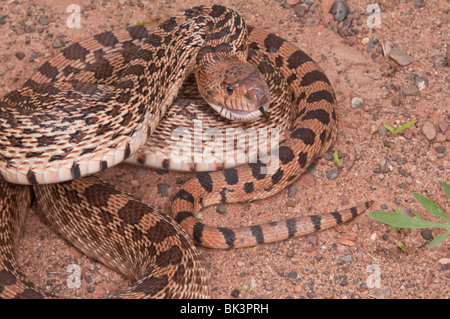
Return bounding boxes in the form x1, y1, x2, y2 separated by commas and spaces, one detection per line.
0, 5, 372, 298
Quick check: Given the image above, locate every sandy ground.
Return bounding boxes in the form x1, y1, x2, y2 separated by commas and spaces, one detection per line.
0, 0, 448, 299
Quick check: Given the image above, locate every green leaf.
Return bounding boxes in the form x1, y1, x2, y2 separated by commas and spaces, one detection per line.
396, 120, 418, 133
413, 192, 449, 222
427, 230, 450, 249
395, 241, 407, 252
384, 121, 395, 134
368, 211, 447, 229
333, 150, 343, 166
443, 182, 450, 199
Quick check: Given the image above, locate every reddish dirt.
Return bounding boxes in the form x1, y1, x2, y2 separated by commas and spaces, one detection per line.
1, 0, 448, 299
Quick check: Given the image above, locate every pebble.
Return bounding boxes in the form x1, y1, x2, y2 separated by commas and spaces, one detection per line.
438, 121, 449, 133
435, 145, 446, 154
86, 286, 95, 293
351, 97, 363, 109
0, 14, 7, 25
331, 1, 349, 22
340, 254, 353, 263
231, 289, 239, 298
326, 169, 340, 180
293, 4, 307, 17
287, 185, 298, 197
83, 275, 92, 284
391, 96, 401, 106
306, 234, 318, 246
287, 270, 297, 279
286, 0, 301, 6
39, 16, 50, 26
216, 204, 227, 214
297, 172, 316, 187
402, 85, 420, 96
413, 0, 426, 9
438, 258, 450, 265
130, 179, 140, 187
133, 167, 147, 179
15, 52, 25, 60
380, 0, 396, 9
157, 183, 169, 198
436, 133, 446, 143
389, 48, 412, 66
421, 121, 436, 141
414, 76, 428, 91
420, 229, 433, 240
52, 40, 64, 48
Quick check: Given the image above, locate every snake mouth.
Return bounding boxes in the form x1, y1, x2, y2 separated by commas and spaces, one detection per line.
211, 102, 270, 122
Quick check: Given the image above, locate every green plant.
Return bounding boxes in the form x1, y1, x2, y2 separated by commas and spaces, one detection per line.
333, 150, 343, 166
383, 119, 418, 135
368, 181, 450, 249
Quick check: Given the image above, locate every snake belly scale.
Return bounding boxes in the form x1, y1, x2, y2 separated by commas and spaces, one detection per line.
0, 5, 372, 298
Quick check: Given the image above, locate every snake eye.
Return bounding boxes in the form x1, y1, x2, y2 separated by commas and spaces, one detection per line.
225, 85, 234, 95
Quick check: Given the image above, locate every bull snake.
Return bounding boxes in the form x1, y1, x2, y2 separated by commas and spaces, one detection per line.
0, 5, 371, 298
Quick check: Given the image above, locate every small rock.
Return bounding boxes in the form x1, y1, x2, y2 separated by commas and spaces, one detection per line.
340, 277, 349, 286
231, 289, 240, 298
435, 145, 446, 154
331, 1, 349, 22
83, 275, 92, 284
429, 54, 447, 68
287, 270, 297, 279
414, 76, 428, 91
421, 121, 436, 141
437, 121, 449, 133
86, 286, 95, 293
52, 40, 64, 48
0, 14, 7, 25
287, 185, 298, 197
15, 52, 25, 60
306, 234, 318, 246
326, 169, 340, 180
157, 183, 170, 198
216, 204, 227, 214
263, 284, 274, 291
286, 0, 301, 6
297, 172, 316, 187
398, 183, 408, 189
130, 180, 140, 187
389, 48, 412, 66
402, 84, 420, 96
340, 254, 353, 262
39, 16, 50, 26
286, 249, 295, 258
391, 96, 401, 106
286, 199, 297, 208
133, 167, 147, 179
420, 229, 433, 240
293, 4, 307, 17
413, 0, 426, 9
438, 258, 450, 265
380, 0, 396, 9
378, 124, 387, 136
436, 133, 446, 143
351, 97, 363, 109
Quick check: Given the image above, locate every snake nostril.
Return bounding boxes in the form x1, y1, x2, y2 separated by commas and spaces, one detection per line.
246, 88, 269, 107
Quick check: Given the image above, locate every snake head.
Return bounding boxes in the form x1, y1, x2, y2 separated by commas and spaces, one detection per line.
196, 60, 270, 122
